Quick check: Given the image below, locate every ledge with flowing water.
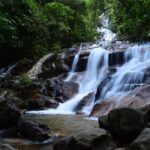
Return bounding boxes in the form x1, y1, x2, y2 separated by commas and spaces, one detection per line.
26, 42, 150, 117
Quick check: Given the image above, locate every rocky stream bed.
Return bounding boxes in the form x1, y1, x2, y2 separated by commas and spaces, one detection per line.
0, 41, 150, 149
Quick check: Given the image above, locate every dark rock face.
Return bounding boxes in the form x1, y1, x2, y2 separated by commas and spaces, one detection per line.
64, 47, 90, 72
27, 94, 59, 110
61, 81, 79, 101
140, 104, 150, 122
39, 54, 70, 78
95, 77, 111, 100
90, 97, 117, 117
0, 127, 17, 138
75, 52, 89, 72
74, 92, 94, 111
45, 79, 79, 102
91, 85, 150, 117
54, 128, 116, 150
109, 51, 124, 67
129, 128, 150, 150
99, 108, 147, 145
17, 120, 51, 142
17, 82, 42, 100
0, 138, 15, 150
0, 100, 21, 129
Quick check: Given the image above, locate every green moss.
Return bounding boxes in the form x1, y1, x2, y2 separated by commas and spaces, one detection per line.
18, 74, 32, 86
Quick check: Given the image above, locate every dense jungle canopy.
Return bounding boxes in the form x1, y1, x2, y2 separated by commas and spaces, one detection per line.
0, 0, 149, 67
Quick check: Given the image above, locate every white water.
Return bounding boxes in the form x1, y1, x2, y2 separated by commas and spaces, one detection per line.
65, 44, 83, 81
29, 47, 109, 115
97, 13, 116, 47
27, 13, 150, 116
100, 43, 150, 100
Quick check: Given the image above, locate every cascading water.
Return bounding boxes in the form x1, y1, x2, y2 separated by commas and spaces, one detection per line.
60, 47, 108, 114
97, 13, 116, 47
65, 44, 83, 81
100, 43, 150, 100
28, 12, 150, 116
30, 47, 109, 115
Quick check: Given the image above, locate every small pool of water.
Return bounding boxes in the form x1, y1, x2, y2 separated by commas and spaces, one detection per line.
5, 114, 98, 150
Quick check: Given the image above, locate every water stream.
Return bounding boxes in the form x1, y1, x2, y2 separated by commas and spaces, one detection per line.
100, 43, 150, 100
28, 13, 150, 115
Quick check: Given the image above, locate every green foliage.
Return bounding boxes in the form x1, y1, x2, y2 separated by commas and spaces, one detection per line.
43, 2, 74, 49
0, 0, 49, 66
104, 0, 150, 41
18, 74, 32, 86
0, 0, 98, 67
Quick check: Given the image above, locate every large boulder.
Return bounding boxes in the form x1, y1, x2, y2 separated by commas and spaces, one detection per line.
99, 108, 147, 145
17, 119, 51, 142
39, 54, 70, 78
44, 79, 79, 102
61, 81, 79, 101
54, 128, 116, 150
27, 94, 59, 110
0, 100, 21, 129
17, 81, 42, 100
129, 128, 150, 150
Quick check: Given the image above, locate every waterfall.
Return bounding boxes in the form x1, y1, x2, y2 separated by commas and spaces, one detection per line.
65, 44, 83, 81
27, 12, 150, 116
97, 13, 116, 47
30, 47, 109, 115
71, 44, 83, 72
100, 43, 150, 100
50, 47, 108, 114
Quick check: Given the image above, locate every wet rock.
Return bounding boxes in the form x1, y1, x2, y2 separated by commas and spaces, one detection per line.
17, 119, 51, 142
64, 44, 90, 72
39, 54, 70, 78
129, 128, 150, 150
140, 104, 150, 122
109, 51, 124, 67
95, 77, 111, 100
44, 78, 63, 98
90, 97, 116, 117
0, 126, 17, 138
54, 128, 116, 150
74, 93, 95, 111
91, 85, 150, 117
75, 53, 89, 72
17, 82, 42, 99
99, 108, 147, 145
61, 81, 79, 101
144, 67, 150, 83
98, 115, 109, 131
0, 100, 21, 129
27, 94, 59, 110
45, 79, 79, 102
76, 111, 86, 115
